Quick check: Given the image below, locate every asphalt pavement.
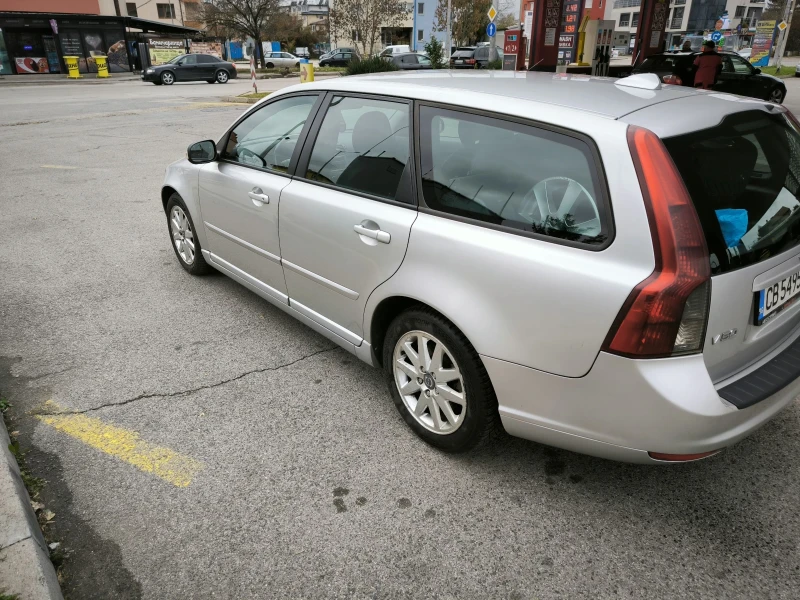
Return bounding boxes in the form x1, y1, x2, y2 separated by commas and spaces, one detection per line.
1, 77, 799, 600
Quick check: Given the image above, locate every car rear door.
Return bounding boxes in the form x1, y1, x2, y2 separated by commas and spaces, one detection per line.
198, 93, 322, 302
196, 54, 217, 79
660, 108, 800, 383
277, 93, 417, 344
400, 54, 419, 69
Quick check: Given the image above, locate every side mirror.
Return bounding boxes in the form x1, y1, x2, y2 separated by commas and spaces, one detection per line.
754, 68, 762, 74
187, 140, 217, 164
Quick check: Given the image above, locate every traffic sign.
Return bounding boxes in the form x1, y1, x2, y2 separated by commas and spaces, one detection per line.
778, 20, 788, 31
487, 22, 497, 37
711, 31, 722, 42
487, 6, 497, 21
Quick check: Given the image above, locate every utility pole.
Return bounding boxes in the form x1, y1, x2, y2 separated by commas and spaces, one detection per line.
771, 0, 796, 70
446, 0, 452, 59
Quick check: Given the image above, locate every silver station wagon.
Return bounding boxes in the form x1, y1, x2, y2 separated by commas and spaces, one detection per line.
162, 72, 800, 463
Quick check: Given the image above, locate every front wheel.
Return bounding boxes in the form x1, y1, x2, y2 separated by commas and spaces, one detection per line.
383, 308, 499, 452
768, 87, 785, 104
166, 194, 211, 275
215, 69, 229, 84
160, 71, 174, 85
265, 62, 274, 69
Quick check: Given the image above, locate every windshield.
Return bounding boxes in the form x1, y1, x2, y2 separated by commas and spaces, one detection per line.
166, 54, 184, 64
664, 110, 800, 275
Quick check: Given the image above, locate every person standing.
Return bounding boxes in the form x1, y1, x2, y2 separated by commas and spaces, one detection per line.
693, 40, 722, 89
681, 40, 692, 52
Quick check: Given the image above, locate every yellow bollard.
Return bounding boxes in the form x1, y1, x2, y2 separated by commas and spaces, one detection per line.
95, 55, 109, 78
299, 61, 314, 83
64, 56, 81, 79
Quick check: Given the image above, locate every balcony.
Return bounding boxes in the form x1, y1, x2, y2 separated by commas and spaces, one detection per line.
613, 0, 641, 8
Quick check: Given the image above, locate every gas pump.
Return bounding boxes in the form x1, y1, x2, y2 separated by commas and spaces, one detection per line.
584, 20, 615, 76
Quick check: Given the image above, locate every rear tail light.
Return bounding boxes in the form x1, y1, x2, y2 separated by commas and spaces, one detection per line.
662, 74, 683, 85
466, 59, 476, 64
602, 126, 711, 358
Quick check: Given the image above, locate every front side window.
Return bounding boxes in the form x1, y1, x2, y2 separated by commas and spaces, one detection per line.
418, 54, 431, 65
180, 54, 197, 65
730, 55, 754, 74
306, 96, 410, 201
223, 95, 318, 172
418, 106, 608, 245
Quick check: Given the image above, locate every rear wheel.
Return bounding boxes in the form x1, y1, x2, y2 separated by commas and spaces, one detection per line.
383, 308, 499, 452
215, 69, 229, 83
768, 87, 785, 104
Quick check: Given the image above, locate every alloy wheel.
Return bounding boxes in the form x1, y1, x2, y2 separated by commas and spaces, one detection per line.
769, 88, 784, 103
217, 70, 228, 83
162, 72, 174, 85
393, 331, 466, 435
170, 206, 195, 265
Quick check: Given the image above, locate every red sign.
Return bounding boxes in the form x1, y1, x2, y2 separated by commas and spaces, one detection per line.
504, 29, 521, 54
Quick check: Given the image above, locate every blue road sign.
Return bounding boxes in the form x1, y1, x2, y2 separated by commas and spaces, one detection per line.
711, 31, 723, 42
487, 22, 497, 38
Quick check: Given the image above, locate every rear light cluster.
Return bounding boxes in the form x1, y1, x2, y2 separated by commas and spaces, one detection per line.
466, 59, 476, 65
602, 126, 711, 359
662, 74, 683, 85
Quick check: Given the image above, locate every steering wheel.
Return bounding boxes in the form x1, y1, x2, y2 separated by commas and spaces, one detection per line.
522, 177, 601, 237
238, 147, 266, 168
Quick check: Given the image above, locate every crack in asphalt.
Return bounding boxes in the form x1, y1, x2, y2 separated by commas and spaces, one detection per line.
34, 346, 339, 416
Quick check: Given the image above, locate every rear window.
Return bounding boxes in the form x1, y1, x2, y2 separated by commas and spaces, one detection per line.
452, 49, 475, 57
638, 55, 684, 72
664, 110, 800, 275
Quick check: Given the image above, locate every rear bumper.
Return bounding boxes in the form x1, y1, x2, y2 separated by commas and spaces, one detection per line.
484, 351, 800, 464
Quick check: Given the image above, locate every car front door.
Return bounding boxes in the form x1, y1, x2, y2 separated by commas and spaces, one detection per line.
278, 93, 418, 344
729, 54, 771, 99
176, 53, 197, 80
417, 54, 432, 69
400, 54, 419, 69
714, 54, 748, 96
198, 93, 322, 303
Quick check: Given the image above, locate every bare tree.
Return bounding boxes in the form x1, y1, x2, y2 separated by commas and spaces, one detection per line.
434, 0, 492, 46
203, 0, 281, 67
330, 0, 410, 56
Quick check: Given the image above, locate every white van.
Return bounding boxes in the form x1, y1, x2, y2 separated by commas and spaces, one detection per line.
378, 45, 411, 58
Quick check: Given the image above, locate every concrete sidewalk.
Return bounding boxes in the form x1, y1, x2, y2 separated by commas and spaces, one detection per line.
0, 417, 63, 599
0, 73, 141, 85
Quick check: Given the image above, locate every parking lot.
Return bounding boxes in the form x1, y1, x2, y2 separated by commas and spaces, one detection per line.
1, 76, 800, 599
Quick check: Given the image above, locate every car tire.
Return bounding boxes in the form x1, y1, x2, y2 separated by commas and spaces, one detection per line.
215, 69, 229, 83
768, 87, 785, 103
266, 62, 274, 69
382, 307, 499, 453
166, 193, 211, 276
160, 71, 174, 85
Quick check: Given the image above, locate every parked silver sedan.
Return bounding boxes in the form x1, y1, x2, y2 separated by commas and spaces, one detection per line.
264, 51, 299, 69
162, 72, 800, 463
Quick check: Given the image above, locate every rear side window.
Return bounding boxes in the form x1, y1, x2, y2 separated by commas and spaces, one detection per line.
664, 110, 800, 274
305, 96, 410, 201
418, 106, 609, 245
197, 55, 217, 63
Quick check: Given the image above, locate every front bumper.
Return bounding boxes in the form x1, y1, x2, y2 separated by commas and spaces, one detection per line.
141, 71, 158, 82
484, 350, 800, 463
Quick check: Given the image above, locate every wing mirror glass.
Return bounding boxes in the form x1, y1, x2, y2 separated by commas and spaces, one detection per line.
754, 67, 762, 74
187, 140, 217, 164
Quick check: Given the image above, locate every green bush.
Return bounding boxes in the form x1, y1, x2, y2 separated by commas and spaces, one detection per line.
487, 59, 503, 70
345, 56, 399, 76
424, 37, 447, 69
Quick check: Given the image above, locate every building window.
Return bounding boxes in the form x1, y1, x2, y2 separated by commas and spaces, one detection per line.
599, 0, 602, 7
631, 12, 639, 26
619, 13, 630, 27
157, 3, 176, 19
735, 5, 745, 16
125, 2, 137, 16
418, 29, 424, 41
418, 2, 424, 13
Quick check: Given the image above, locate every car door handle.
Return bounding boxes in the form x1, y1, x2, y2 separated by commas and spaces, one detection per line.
248, 188, 269, 205
354, 224, 391, 244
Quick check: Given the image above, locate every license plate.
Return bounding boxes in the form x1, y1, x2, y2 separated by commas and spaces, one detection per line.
755, 268, 800, 325
456, 60, 463, 64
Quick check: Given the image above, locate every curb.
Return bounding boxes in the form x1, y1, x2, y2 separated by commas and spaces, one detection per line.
221, 96, 261, 104
0, 419, 63, 599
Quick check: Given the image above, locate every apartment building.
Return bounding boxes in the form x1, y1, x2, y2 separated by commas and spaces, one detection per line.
411, 0, 445, 50
287, 0, 329, 35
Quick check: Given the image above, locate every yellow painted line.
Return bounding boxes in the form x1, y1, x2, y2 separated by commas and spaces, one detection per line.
36, 408, 202, 487
40, 165, 78, 169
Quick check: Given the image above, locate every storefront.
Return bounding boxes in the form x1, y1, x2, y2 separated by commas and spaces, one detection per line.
0, 13, 129, 75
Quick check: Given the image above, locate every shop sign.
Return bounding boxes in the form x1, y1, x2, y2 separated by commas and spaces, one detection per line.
558, 35, 574, 48
750, 20, 776, 67
149, 39, 186, 65
15, 57, 49, 74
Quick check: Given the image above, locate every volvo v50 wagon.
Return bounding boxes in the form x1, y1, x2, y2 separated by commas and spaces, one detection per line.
162, 72, 800, 463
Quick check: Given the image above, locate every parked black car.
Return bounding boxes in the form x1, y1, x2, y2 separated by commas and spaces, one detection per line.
383, 52, 433, 70
319, 51, 359, 67
142, 53, 237, 85
632, 51, 786, 103
449, 47, 477, 69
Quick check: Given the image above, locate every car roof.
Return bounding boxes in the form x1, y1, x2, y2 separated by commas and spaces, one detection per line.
295, 71, 713, 119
